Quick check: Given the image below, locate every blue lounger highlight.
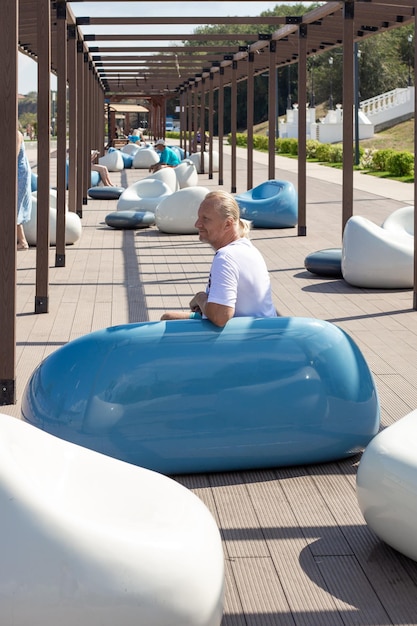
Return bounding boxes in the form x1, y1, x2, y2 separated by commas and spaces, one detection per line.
235, 180, 298, 228
21, 317, 379, 475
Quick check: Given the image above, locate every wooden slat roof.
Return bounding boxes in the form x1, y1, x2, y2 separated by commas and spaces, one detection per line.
18, 0, 415, 101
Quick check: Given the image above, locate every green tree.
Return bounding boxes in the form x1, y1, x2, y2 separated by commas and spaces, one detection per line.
180, 5, 414, 129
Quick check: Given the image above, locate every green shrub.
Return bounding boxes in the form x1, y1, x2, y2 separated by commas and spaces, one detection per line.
386, 151, 414, 177
253, 135, 269, 151
372, 149, 396, 171
328, 144, 343, 163
306, 140, 321, 160
210, 134, 413, 179
166, 131, 180, 140
314, 143, 332, 162
278, 137, 298, 155
235, 133, 247, 147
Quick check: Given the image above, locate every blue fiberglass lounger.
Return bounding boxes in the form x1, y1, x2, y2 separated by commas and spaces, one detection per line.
235, 180, 298, 228
21, 317, 379, 475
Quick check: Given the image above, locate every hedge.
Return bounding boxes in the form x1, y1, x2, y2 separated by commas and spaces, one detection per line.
226, 134, 413, 178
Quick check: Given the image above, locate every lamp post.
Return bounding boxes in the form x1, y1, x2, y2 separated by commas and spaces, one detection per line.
309, 57, 315, 108
328, 56, 334, 110
408, 34, 413, 87
287, 64, 292, 110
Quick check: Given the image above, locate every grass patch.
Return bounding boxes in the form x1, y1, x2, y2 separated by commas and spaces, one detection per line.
360, 119, 415, 154
362, 170, 414, 183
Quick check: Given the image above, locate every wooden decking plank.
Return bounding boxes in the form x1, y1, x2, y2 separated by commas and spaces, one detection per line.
221, 559, 246, 626
309, 463, 417, 625
228, 557, 295, 626
240, 471, 346, 626
208, 472, 271, 559
315, 555, 391, 625
375, 375, 417, 427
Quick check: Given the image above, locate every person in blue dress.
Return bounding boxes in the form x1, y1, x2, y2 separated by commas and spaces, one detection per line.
17, 130, 32, 250
149, 139, 181, 173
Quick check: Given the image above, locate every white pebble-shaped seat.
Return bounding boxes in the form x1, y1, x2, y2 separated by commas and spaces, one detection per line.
121, 143, 141, 156
24, 192, 82, 246
0, 413, 224, 626
33, 188, 58, 208
132, 147, 160, 169
155, 186, 210, 234
382, 205, 414, 237
357, 409, 417, 562
341, 215, 414, 289
117, 179, 173, 213
189, 151, 219, 173
144, 166, 179, 192
99, 151, 124, 172
174, 160, 199, 188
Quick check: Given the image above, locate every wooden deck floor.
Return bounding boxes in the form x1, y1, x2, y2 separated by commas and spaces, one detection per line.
4, 141, 417, 625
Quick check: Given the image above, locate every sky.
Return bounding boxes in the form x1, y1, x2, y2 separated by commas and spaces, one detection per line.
18, 2, 314, 94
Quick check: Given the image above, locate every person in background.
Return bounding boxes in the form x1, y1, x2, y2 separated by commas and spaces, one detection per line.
91, 150, 115, 187
149, 139, 181, 173
17, 130, 32, 250
130, 128, 143, 143
161, 190, 277, 327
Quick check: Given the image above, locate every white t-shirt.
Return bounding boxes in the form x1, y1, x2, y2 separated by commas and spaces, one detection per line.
206, 238, 277, 317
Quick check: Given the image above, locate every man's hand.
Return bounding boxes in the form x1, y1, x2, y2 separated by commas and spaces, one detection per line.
189, 292, 207, 314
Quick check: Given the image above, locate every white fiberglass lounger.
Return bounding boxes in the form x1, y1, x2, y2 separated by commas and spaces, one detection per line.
117, 178, 173, 213
357, 409, 417, 562
0, 413, 224, 626
342, 215, 414, 289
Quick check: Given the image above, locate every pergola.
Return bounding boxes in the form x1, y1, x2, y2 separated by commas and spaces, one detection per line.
0, 0, 416, 404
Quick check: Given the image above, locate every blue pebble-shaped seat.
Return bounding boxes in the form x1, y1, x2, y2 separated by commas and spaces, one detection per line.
304, 248, 343, 278
235, 180, 298, 228
22, 317, 379, 475
66, 161, 100, 189
105, 210, 155, 229
31, 172, 38, 191
169, 146, 185, 161
119, 151, 133, 169
88, 186, 125, 200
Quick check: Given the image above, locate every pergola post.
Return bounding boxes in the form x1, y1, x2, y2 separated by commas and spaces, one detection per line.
192, 82, 198, 153
217, 66, 225, 187
82, 51, 90, 205
297, 23, 308, 237
246, 52, 255, 191
230, 59, 238, 193
0, 0, 18, 404
35, 0, 51, 314
199, 77, 206, 174
268, 40, 277, 181
76, 39, 84, 217
342, 0, 355, 232
186, 84, 192, 155
68, 25, 79, 215
55, 0, 68, 267
208, 73, 214, 179
413, 11, 417, 310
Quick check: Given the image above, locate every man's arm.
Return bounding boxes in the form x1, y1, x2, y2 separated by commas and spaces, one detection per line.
190, 292, 234, 327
